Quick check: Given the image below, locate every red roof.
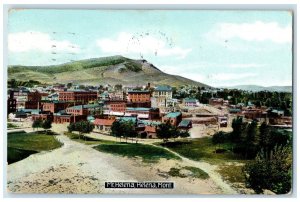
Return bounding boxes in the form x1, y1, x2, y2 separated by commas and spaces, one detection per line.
144, 125, 156, 133
94, 118, 115, 126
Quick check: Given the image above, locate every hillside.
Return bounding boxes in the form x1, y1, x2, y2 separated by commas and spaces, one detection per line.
8, 56, 209, 88
224, 85, 292, 93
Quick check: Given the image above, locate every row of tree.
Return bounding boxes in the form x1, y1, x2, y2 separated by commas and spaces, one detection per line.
212, 117, 292, 194
32, 119, 52, 134
110, 120, 190, 143
67, 121, 94, 140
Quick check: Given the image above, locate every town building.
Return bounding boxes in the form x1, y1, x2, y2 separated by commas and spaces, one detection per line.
178, 119, 192, 130
183, 98, 198, 107
127, 90, 151, 108
7, 90, 17, 115
53, 110, 86, 124
42, 101, 69, 113
94, 118, 116, 133
66, 104, 102, 116
58, 90, 98, 104
124, 107, 160, 120
162, 112, 182, 126
209, 98, 224, 106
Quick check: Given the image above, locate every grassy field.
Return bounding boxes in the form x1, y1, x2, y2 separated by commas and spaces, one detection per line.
7, 131, 62, 164
7, 123, 18, 129
216, 164, 247, 187
64, 132, 115, 145
94, 143, 181, 163
168, 166, 209, 179
157, 137, 245, 164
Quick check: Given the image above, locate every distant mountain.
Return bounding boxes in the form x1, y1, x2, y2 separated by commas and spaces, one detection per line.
8, 55, 209, 88
222, 85, 292, 92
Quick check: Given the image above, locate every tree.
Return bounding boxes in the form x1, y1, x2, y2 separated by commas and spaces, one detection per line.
42, 119, 52, 134
110, 120, 137, 143
32, 119, 42, 131
67, 121, 94, 140
244, 120, 259, 158
67, 82, 73, 88
156, 121, 178, 143
179, 130, 190, 138
230, 117, 245, 143
244, 146, 292, 194
212, 131, 227, 151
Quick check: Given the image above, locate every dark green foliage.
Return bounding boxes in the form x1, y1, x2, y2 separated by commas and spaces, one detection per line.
8, 79, 41, 88
159, 138, 243, 162
156, 121, 190, 143
7, 131, 62, 164
42, 119, 52, 132
124, 62, 142, 72
244, 146, 292, 194
7, 147, 37, 164
212, 131, 227, 145
32, 119, 43, 130
67, 121, 94, 139
111, 120, 138, 142
94, 143, 180, 163
8, 56, 129, 75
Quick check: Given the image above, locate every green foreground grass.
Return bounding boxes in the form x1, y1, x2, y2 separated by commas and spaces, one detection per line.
8, 131, 62, 152
7, 131, 62, 164
7, 123, 18, 129
157, 137, 246, 164
94, 143, 181, 163
168, 166, 209, 179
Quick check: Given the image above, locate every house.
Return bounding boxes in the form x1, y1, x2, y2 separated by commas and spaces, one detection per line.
144, 125, 157, 138
32, 112, 53, 122
183, 98, 198, 107
178, 119, 192, 130
162, 112, 182, 126
94, 118, 115, 133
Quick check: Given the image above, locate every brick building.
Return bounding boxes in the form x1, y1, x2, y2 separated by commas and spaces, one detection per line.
162, 112, 182, 126
42, 101, 69, 113
58, 90, 98, 104
127, 90, 151, 108
106, 100, 127, 113
66, 104, 102, 116
7, 90, 17, 115
125, 107, 160, 120
209, 98, 224, 106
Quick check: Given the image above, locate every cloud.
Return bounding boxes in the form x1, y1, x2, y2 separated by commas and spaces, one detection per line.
8, 31, 80, 53
214, 21, 292, 44
209, 73, 257, 81
228, 63, 266, 69
96, 32, 192, 59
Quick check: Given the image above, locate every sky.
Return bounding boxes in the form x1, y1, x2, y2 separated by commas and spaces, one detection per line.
7, 10, 293, 87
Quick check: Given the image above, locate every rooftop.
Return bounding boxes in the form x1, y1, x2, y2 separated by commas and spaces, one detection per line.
178, 119, 192, 127
154, 85, 172, 92
94, 118, 115, 126
128, 90, 150, 94
67, 104, 101, 110
117, 116, 137, 123
183, 98, 197, 102
164, 112, 181, 118
126, 107, 151, 111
